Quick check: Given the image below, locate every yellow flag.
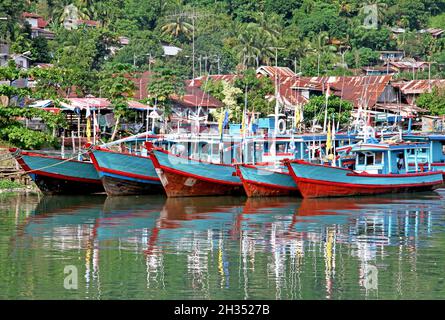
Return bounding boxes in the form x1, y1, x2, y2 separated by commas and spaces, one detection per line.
241, 111, 246, 135
86, 116, 91, 142
295, 105, 300, 128
218, 110, 224, 135
326, 120, 332, 154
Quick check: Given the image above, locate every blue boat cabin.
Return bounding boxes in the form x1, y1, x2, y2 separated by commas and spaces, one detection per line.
349, 143, 432, 174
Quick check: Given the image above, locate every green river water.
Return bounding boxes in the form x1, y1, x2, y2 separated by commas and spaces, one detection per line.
1, 190, 445, 299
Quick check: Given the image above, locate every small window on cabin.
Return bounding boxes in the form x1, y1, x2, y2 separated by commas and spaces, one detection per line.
358, 153, 366, 165
366, 154, 374, 165
375, 152, 383, 165
277, 144, 286, 153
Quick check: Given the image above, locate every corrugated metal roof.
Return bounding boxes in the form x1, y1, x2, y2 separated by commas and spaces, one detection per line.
188, 74, 239, 87
266, 76, 308, 107
171, 86, 223, 108
374, 103, 428, 115
392, 79, 445, 94
386, 61, 428, 70
256, 66, 297, 79
290, 75, 392, 109
162, 45, 182, 56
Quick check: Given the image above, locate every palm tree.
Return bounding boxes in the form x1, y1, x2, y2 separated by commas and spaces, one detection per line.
234, 24, 261, 68
254, 12, 281, 44
309, 32, 338, 76
337, 0, 357, 17
361, 0, 388, 25
161, 15, 194, 40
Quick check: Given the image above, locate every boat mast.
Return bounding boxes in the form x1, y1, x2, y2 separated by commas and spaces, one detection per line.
323, 83, 329, 133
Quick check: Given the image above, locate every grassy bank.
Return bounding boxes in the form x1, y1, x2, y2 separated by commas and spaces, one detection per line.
0, 179, 39, 194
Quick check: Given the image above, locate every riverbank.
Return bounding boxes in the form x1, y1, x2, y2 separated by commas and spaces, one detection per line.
0, 179, 40, 195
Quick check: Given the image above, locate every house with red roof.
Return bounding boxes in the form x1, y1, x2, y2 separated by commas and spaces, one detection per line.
22, 12, 55, 40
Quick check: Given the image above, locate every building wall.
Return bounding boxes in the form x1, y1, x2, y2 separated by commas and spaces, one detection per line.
25, 17, 38, 28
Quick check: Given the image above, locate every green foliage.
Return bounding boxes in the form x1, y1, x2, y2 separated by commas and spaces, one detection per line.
0, 61, 24, 81
0, 0, 26, 41
203, 68, 274, 121
30, 36, 51, 63
350, 27, 397, 51
292, 2, 348, 39
429, 12, 445, 28
147, 66, 184, 110
27, 66, 73, 99
345, 47, 380, 68
0, 106, 65, 149
303, 95, 353, 126
416, 87, 445, 115
0, 124, 58, 149
233, 69, 274, 117
0, 105, 66, 130
0, 179, 24, 189
2, 0, 444, 83
54, 26, 117, 72
111, 30, 162, 67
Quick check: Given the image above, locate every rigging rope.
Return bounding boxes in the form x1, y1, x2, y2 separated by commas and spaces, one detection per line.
0, 146, 92, 178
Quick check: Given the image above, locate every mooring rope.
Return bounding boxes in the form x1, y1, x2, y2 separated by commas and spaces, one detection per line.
0, 146, 93, 178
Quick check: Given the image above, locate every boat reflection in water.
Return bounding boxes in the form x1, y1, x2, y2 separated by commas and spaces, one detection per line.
6, 190, 445, 299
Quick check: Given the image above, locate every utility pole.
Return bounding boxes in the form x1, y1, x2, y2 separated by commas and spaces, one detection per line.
203, 55, 209, 74
166, 10, 208, 81
270, 47, 284, 136
215, 55, 221, 74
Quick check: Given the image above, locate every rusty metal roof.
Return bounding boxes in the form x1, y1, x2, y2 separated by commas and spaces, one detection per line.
171, 86, 223, 108
256, 66, 297, 79
391, 79, 445, 94
187, 74, 240, 87
385, 61, 429, 70
374, 103, 428, 115
289, 75, 392, 108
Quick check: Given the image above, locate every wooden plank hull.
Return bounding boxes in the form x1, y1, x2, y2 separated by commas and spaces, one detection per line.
287, 160, 443, 199
101, 175, 165, 196
238, 165, 299, 197
149, 149, 244, 197
155, 168, 244, 197
89, 146, 163, 196
10, 148, 104, 195
29, 172, 104, 195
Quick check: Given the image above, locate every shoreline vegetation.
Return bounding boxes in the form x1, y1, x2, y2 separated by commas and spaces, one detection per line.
0, 179, 40, 194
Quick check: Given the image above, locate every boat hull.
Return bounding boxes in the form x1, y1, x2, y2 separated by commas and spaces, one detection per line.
238, 165, 299, 197
431, 163, 445, 179
10, 149, 104, 195
89, 147, 163, 196
287, 160, 443, 198
150, 149, 244, 197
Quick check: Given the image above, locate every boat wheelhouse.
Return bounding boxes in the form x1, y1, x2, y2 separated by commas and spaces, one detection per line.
285, 142, 443, 198
148, 144, 244, 198
402, 133, 445, 177
237, 133, 358, 197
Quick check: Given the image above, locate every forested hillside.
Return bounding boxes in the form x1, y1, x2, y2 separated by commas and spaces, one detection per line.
2, 0, 445, 81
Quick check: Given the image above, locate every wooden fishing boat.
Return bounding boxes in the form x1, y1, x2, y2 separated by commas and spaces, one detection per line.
9, 148, 104, 195
88, 144, 164, 196
285, 142, 444, 198
237, 164, 298, 197
148, 146, 244, 197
